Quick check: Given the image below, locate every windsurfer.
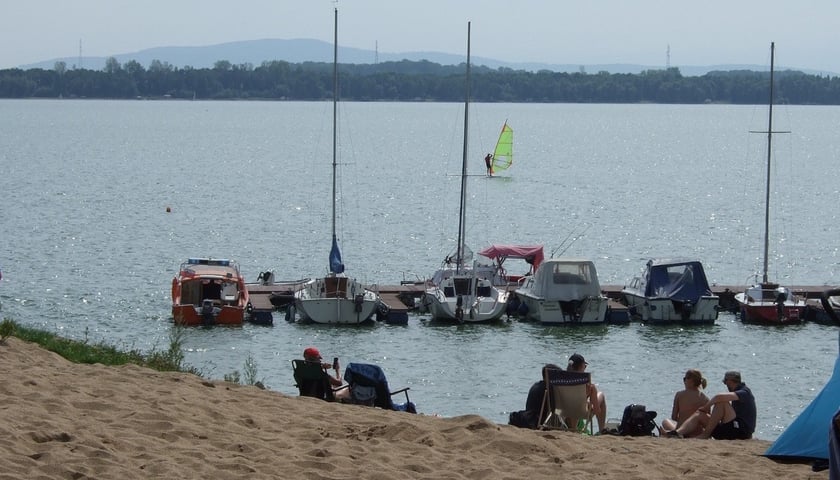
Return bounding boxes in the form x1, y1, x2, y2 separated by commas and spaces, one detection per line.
484, 153, 493, 176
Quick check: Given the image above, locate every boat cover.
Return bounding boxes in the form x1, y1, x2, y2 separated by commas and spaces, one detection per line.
641, 259, 712, 300
478, 244, 544, 271
527, 258, 601, 301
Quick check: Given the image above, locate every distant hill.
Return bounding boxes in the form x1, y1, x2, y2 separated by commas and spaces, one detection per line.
19, 38, 836, 77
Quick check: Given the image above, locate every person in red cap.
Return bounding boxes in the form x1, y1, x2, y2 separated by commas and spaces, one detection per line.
303, 347, 349, 400
568, 353, 608, 433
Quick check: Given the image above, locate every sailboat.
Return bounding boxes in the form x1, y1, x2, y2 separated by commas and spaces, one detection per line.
734, 42, 805, 325
294, 8, 380, 325
421, 22, 508, 323
488, 121, 513, 175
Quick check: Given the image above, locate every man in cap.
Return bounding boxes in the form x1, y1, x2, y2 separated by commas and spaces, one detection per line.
567, 353, 608, 433
668, 370, 756, 439
302, 346, 349, 400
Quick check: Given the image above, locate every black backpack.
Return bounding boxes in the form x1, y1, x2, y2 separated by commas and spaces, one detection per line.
618, 404, 658, 436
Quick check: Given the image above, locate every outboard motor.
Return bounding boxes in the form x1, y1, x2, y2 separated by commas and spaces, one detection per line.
200, 299, 217, 326
258, 271, 275, 285
354, 294, 365, 313
455, 295, 464, 322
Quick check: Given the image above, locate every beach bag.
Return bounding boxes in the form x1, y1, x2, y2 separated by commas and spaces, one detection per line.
508, 410, 536, 429
618, 404, 658, 436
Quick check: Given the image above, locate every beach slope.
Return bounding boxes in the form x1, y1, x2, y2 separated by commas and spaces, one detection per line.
0, 338, 824, 479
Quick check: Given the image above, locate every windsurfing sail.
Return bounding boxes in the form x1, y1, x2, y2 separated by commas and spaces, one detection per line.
491, 121, 513, 171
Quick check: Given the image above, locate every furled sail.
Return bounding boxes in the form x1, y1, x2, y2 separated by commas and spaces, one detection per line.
329, 235, 345, 274
491, 122, 513, 171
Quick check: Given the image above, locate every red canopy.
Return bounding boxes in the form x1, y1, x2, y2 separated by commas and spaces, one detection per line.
478, 244, 544, 271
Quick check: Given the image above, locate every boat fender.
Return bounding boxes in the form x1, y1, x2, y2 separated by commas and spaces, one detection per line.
285, 304, 296, 322
246, 302, 253, 314
376, 302, 390, 322
354, 294, 365, 313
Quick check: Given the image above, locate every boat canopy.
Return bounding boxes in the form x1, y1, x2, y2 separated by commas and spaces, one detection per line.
478, 244, 544, 271
529, 258, 602, 301
642, 259, 713, 300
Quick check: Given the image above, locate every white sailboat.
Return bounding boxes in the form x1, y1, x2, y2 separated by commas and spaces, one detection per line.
421, 22, 508, 323
733, 42, 805, 325
294, 8, 380, 324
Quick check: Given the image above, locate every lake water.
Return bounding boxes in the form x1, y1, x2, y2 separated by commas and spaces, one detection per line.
1, 99, 839, 441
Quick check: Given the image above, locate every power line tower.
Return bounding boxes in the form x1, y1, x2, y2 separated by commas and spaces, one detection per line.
666, 44, 670, 70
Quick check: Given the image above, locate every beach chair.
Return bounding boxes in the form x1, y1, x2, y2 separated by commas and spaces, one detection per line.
538, 368, 593, 434
343, 363, 416, 413
292, 359, 344, 402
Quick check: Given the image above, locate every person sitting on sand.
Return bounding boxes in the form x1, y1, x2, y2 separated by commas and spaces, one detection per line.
567, 353, 607, 433
509, 363, 561, 429
661, 369, 709, 437
303, 346, 350, 401
667, 370, 755, 440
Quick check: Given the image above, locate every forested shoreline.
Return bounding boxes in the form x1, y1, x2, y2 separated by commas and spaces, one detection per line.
2, 57, 840, 104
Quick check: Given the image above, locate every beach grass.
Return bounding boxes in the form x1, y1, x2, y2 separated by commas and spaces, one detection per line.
0, 318, 196, 375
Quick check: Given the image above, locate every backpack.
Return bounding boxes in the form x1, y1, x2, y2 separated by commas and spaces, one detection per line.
508, 409, 537, 429
618, 404, 658, 436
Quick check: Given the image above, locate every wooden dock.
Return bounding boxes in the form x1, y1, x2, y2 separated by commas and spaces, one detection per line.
246, 281, 838, 324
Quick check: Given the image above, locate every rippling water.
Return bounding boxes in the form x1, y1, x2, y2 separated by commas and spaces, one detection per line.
1, 99, 839, 440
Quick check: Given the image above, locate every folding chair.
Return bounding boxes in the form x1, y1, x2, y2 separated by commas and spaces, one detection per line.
538, 368, 593, 434
291, 359, 344, 402
343, 363, 416, 413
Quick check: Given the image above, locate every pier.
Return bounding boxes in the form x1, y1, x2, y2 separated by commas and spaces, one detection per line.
246, 281, 838, 325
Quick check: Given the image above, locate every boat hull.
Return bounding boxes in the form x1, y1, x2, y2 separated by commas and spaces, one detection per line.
172, 304, 246, 326
515, 293, 608, 324
294, 277, 378, 324
621, 293, 719, 324
734, 287, 805, 325
423, 292, 505, 323
421, 282, 508, 323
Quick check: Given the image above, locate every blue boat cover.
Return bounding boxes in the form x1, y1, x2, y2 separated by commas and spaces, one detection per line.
643, 259, 712, 301
766, 332, 840, 460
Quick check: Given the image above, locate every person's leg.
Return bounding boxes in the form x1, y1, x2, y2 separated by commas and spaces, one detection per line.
662, 418, 677, 432
697, 401, 735, 439
675, 409, 709, 437
595, 391, 607, 432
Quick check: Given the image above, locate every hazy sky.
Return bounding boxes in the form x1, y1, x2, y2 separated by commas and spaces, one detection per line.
2, 0, 838, 73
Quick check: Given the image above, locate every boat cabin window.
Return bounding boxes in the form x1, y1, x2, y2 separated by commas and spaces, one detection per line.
476, 285, 491, 297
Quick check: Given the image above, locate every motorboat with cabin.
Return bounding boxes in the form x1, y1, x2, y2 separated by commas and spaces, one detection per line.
171, 258, 250, 326
621, 258, 718, 324
514, 257, 608, 324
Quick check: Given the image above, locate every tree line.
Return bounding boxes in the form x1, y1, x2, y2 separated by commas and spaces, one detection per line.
1, 57, 840, 104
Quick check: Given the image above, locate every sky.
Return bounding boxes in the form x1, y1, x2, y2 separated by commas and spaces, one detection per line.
2, 0, 839, 74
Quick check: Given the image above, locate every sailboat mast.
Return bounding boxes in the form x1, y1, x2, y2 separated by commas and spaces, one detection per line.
331, 7, 338, 245
456, 21, 471, 274
761, 42, 775, 284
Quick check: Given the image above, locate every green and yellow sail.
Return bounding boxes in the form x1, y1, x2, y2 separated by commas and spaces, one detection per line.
491, 121, 513, 171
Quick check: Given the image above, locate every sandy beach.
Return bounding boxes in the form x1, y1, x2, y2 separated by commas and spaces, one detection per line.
0, 337, 827, 479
